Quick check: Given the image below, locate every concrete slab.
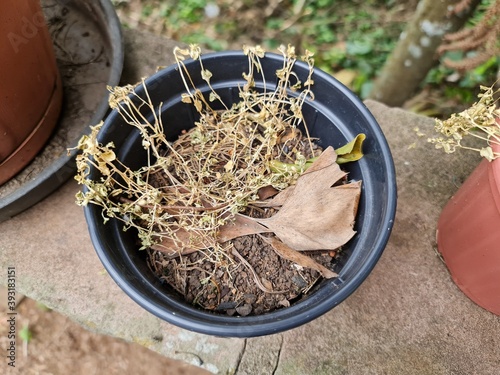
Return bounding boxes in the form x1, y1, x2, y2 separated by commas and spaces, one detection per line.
1, 29, 499, 374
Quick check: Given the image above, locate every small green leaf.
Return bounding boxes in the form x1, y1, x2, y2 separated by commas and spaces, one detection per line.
335, 133, 366, 164
20, 325, 32, 343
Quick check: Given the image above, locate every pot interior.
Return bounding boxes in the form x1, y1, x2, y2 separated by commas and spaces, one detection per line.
86, 52, 396, 336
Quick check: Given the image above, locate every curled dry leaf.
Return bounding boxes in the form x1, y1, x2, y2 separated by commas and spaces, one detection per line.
151, 226, 215, 256
219, 146, 361, 251
260, 235, 338, 279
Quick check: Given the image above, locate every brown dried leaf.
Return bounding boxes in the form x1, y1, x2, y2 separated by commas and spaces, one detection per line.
218, 213, 271, 243
257, 146, 360, 250
219, 147, 361, 251
261, 235, 338, 279
151, 227, 215, 256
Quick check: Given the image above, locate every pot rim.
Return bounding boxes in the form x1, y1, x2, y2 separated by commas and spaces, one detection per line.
489, 142, 500, 212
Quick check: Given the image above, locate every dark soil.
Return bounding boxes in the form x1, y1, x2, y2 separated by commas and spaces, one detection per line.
148, 234, 338, 316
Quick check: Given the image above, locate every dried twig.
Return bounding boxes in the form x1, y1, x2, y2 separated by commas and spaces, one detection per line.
230, 246, 286, 294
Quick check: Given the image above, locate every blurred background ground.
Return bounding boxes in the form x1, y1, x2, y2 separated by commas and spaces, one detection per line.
112, 0, 498, 118
0, 288, 209, 375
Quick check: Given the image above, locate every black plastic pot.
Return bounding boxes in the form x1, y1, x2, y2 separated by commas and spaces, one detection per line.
85, 51, 397, 338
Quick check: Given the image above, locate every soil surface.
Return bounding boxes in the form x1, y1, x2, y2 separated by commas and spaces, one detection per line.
149, 234, 336, 316
0, 290, 209, 375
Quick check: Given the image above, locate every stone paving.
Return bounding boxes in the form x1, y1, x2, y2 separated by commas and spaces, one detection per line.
1, 29, 499, 374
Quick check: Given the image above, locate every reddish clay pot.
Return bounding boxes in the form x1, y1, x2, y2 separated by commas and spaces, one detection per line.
437, 143, 500, 315
0, 0, 63, 186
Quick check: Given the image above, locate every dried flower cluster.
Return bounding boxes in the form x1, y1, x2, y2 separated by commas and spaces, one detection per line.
424, 84, 500, 160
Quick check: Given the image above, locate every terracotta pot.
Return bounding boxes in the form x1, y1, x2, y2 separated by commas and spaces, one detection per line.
0, 0, 63, 186
437, 143, 500, 315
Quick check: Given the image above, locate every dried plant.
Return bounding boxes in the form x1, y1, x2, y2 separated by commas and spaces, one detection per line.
440, 0, 500, 71
421, 84, 500, 160
73, 45, 321, 253
73, 45, 366, 302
